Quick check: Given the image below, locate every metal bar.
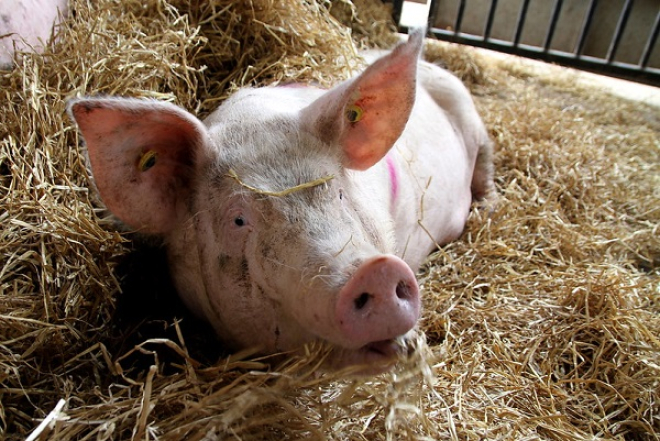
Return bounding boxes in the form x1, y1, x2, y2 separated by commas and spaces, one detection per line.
513, 0, 531, 47
427, 0, 442, 33
404, 0, 659, 87
640, 9, 660, 68
429, 27, 660, 86
544, 0, 564, 52
484, 0, 499, 41
575, 0, 598, 56
455, 0, 467, 34
606, 0, 634, 63
391, 0, 405, 27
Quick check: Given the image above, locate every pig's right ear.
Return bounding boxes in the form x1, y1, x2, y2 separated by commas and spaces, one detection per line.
68, 98, 209, 234
301, 29, 423, 171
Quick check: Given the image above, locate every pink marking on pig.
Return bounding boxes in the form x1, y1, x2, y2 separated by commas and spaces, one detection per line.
386, 154, 399, 204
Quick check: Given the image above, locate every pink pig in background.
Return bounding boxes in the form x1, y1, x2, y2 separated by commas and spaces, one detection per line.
68, 29, 495, 371
0, 0, 68, 68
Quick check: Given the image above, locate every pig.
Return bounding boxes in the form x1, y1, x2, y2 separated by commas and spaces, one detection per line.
0, 0, 69, 69
68, 29, 495, 371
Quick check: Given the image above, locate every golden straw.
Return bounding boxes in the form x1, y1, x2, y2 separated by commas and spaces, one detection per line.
226, 169, 335, 197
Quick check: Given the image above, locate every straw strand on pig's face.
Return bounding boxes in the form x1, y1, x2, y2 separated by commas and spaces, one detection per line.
226, 169, 335, 198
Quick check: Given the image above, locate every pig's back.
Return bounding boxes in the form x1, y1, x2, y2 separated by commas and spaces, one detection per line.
388, 72, 481, 269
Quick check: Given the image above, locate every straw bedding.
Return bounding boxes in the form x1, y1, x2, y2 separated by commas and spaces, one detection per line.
1, 0, 658, 439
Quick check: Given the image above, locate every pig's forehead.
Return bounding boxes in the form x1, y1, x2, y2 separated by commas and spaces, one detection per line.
202, 135, 341, 201
205, 90, 313, 148
206, 86, 322, 125
205, 115, 326, 165
200, 86, 338, 187
215, 142, 339, 184
204, 91, 332, 160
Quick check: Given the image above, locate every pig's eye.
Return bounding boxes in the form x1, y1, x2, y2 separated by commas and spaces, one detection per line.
339, 190, 344, 200
234, 216, 246, 227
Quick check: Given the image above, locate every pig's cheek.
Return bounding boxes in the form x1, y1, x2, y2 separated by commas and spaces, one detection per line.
217, 257, 292, 352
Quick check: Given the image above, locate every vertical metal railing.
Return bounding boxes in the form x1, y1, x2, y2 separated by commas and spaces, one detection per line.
575, 0, 598, 57
543, 0, 563, 52
483, 0, 499, 40
641, 10, 660, 69
512, 0, 531, 47
606, 0, 634, 62
391, 0, 660, 86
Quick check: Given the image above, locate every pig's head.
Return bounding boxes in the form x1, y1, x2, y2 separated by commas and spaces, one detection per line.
69, 31, 425, 371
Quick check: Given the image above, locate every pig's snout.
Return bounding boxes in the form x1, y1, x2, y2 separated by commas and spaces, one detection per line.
335, 255, 421, 350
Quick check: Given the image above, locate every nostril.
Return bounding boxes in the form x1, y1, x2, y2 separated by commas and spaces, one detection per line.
396, 281, 411, 300
354, 292, 371, 310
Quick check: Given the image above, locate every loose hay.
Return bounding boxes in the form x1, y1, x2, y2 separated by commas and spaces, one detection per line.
1, 0, 658, 440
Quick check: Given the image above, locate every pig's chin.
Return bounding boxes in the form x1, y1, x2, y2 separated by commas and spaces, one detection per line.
328, 337, 410, 374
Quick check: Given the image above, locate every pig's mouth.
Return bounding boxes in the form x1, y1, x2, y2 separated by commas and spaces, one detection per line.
363, 339, 403, 358
340, 338, 410, 372
322, 332, 418, 374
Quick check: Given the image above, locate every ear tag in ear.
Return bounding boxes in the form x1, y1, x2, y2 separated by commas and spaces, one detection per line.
345, 104, 364, 123
138, 150, 158, 172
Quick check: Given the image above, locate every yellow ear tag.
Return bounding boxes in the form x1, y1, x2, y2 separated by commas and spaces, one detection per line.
138, 150, 158, 172
346, 104, 364, 123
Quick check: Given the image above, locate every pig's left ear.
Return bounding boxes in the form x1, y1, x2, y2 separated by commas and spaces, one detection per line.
301, 29, 424, 170
68, 97, 209, 234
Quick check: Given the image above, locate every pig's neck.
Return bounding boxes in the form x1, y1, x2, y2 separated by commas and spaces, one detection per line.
385, 154, 399, 204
